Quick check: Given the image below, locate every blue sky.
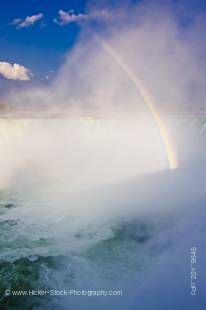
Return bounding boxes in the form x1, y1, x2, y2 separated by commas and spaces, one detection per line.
0, 0, 206, 97
0, 0, 87, 85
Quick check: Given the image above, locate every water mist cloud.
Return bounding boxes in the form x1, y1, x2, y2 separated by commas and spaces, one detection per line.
2, 0, 205, 182
0, 0, 205, 194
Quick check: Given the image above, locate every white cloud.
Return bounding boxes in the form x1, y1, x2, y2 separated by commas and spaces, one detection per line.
0, 62, 31, 80
54, 10, 88, 25
54, 9, 111, 26
12, 13, 44, 28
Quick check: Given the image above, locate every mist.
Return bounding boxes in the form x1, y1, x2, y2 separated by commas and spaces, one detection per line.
0, 0, 206, 309
2, 0, 206, 188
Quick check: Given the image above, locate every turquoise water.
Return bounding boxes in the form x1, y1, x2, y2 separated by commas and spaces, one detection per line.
0, 183, 176, 309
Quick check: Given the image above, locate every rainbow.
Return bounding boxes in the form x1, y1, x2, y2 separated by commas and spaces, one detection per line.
95, 36, 178, 170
